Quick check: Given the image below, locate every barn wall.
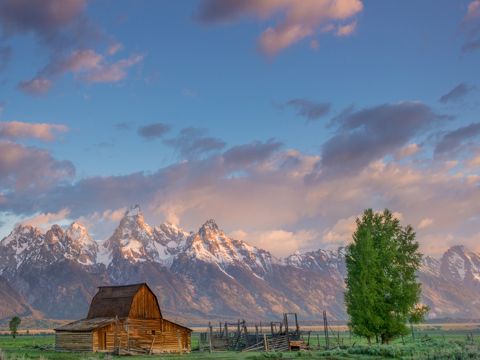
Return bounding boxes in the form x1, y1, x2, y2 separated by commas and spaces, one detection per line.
92, 323, 119, 352
91, 319, 190, 353
129, 285, 161, 319
55, 332, 92, 352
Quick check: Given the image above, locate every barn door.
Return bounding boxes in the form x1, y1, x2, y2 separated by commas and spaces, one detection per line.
98, 330, 106, 350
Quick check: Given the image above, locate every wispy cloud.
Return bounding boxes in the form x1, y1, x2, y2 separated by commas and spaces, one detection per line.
434, 122, 480, 157
196, 0, 363, 55
439, 83, 476, 103
319, 102, 446, 176
137, 122, 171, 140
284, 98, 331, 122
164, 128, 226, 159
0, 0, 141, 94
461, 1, 480, 53
0, 121, 68, 141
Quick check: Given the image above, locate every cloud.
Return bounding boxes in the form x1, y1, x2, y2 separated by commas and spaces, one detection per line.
284, 99, 330, 122
20, 208, 71, 229
418, 218, 434, 230
223, 139, 282, 166
461, 1, 480, 53
434, 122, 480, 157
320, 102, 445, 176
395, 143, 421, 160
137, 123, 171, 140
2, 138, 480, 256
21, 50, 144, 92
18, 78, 52, 95
164, 128, 226, 159
466, 152, 480, 168
81, 53, 144, 83
230, 228, 319, 257
0, 141, 74, 192
0, 0, 140, 94
322, 215, 357, 246
0, 121, 68, 141
336, 20, 357, 37
439, 83, 476, 103
462, 39, 480, 53
196, 0, 364, 55
465, 0, 480, 22
0, 0, 88, 40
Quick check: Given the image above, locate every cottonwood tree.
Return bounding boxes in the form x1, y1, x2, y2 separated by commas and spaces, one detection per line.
9, 316, 21, 339
345, 209, 425, 344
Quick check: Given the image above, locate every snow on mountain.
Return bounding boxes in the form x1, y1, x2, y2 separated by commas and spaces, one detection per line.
102, 205, 189, 266
0, 225, 44, 273
0, 221, 99, 272
284, 247, 346, 277
440, 245, 480, 285
420, 255, 441, 276
2, 206, 480, 321
184, 219, 275, 277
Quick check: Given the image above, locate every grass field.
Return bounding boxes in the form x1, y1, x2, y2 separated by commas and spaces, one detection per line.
1, 326, 480, 359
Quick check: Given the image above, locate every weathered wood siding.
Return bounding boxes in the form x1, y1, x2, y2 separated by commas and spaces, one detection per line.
129, 284, 161, 319
92, 323, 117, 352
55, 332, 92, 352
89, 319, 190, 353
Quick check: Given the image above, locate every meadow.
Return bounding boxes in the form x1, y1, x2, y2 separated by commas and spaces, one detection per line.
1, 325, 480, 360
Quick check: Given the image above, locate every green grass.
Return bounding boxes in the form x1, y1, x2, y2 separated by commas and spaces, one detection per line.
1, 329, 480, 360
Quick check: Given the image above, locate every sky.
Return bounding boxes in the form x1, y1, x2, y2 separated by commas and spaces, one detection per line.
0, 0, 480, 257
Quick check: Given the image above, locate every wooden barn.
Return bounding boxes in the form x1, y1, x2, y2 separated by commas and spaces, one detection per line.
55, 283, 191, 354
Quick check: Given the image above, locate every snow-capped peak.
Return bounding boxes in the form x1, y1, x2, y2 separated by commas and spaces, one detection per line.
102, 206, 189, 265
199, 219, 220, 235
185, 220, 274, 277
441, 245, 480, 284
125, 204, 142, 217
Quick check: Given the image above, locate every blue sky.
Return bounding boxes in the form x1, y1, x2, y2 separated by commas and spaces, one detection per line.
0, 0, 479, 256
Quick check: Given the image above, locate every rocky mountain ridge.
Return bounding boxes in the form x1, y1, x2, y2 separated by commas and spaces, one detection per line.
0, 205, 479, 323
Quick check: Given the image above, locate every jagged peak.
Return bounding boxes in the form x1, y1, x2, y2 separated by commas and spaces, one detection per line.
69, 221, 87, 230
125, 204, 142, 218
13, 223, 40, 234
199, 219, 220, 233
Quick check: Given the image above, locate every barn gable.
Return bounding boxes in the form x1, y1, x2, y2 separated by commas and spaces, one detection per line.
87, 283, 161, 319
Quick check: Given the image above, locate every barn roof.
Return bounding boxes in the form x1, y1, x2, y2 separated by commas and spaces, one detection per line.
55, 317, 115, 332
87, 283, 160, 319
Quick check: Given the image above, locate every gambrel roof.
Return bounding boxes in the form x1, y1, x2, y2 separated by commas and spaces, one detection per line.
86, 283, 161, 319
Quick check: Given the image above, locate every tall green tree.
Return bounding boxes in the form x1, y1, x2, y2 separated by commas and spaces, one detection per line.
9, 316, 21, 339
345, 209, 425, 344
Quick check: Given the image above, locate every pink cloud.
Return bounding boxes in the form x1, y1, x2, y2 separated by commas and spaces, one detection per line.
465, 0, 480, 21
57, 49, 103, 73
107, 42, 124, 56
21, 208, 71, 229
0, 121, 68, 141
21, 50, 144, 92
18, 77, 52, 95
336, 20, 357, 37
0, 141, 74, 191
198, 0, 364, 55
82, 53, 144, 83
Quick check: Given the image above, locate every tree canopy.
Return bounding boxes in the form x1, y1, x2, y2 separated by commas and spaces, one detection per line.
344, 209, 425, 344
9, 316, 21, 339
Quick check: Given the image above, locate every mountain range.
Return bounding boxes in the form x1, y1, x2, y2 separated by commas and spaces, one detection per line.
1, 205, 479, 325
